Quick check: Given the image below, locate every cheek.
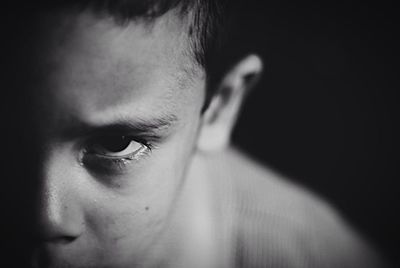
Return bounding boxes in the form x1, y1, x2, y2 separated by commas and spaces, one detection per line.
83, 191, 171, 264
88, 200, 163, 246
80, 109, 201, 264
83, 129, 197, 259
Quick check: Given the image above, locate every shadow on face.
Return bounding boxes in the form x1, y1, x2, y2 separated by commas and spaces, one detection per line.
0, 8, 206, 267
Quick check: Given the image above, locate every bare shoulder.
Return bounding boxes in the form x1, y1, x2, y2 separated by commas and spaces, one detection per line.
204, 147, 388, 268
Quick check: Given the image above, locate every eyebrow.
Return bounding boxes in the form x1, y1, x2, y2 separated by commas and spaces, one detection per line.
62, 113, 179, 141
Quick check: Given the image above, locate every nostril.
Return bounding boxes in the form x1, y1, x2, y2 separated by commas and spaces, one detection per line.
33, 229, 80, 244
34, 208, 84, 245
30, 235, 78, 268
46, 235, 78, 244
34, 221, 82, 245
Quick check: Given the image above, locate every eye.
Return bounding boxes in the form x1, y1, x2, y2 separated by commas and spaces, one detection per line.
87, 135, 148, 159
81, 135, 154, 181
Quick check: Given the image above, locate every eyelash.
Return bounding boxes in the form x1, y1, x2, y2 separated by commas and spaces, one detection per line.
80, 136, 156, 173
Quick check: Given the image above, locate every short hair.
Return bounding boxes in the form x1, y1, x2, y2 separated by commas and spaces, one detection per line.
14, 0, 231, 109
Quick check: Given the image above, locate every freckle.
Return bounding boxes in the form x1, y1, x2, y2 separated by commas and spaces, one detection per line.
145, 206, 149, 211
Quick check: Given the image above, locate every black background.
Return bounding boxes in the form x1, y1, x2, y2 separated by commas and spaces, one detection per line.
227, 1, 399, 266
0, 1, 397, 267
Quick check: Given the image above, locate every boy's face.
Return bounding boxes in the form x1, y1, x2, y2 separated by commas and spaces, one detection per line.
5, 10, 206, 267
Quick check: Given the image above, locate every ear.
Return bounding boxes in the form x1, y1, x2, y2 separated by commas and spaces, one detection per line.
197, 54, 263, 152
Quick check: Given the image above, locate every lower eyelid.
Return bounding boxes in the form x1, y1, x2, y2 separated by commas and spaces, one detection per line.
81, 145, 152, 174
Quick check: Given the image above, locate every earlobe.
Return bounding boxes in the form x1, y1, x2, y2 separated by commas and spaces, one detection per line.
196, 54, 263, 153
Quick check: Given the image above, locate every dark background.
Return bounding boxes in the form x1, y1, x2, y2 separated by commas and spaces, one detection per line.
227, 1, 399, 266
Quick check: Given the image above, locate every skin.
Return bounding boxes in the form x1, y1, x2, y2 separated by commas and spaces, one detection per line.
2, 7, 261, 268
1, 8, 384, 266
9, 9, 206, 268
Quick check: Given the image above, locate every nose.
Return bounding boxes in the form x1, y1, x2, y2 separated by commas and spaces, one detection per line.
35, 153, 84, 244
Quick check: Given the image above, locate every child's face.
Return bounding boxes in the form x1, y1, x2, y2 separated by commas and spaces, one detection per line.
11, 10, 206, 267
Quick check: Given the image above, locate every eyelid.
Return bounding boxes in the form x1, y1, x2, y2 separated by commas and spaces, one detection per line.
91, 143, 150, 162
90, 139, 144, 158
86, 134, 154, 154
79, 134, 156, 175
85, 130, 164, 148
61, 114, 178, 142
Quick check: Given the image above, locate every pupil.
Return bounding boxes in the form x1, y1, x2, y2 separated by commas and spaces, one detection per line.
100, 136, 131, 152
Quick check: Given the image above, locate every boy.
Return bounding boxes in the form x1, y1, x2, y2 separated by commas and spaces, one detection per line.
0, 1, 386, 267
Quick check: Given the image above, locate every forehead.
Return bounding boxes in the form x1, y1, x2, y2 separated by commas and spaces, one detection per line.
11, 9, 204, 127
